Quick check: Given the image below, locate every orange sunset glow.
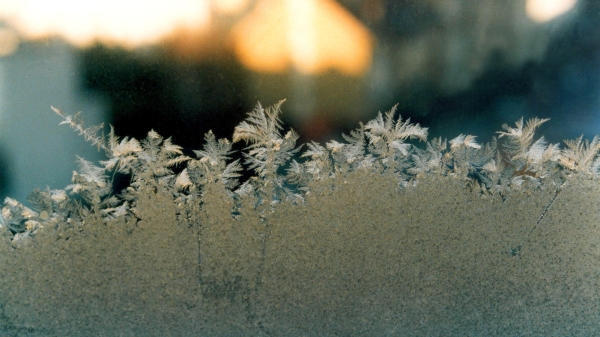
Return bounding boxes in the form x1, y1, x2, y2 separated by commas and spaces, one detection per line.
231, 0, 374, 76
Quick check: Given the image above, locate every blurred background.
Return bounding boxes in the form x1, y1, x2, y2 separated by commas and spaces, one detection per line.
0, 0, 597, 202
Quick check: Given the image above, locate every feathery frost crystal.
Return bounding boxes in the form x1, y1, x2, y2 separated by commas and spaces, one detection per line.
2, 102, 599, 242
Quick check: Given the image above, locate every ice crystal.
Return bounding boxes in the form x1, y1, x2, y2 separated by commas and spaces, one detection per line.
497, 117, 553, 168
559, 135, 600, 173
286, 141, 334, 189
364, 105, 428, 171
233, 100, 302, 205
497, 117, 549, 152
495, 117, 563, 184
188, 130, 242, 191
52, 106, 107, 151
2, 101, 599, 242
66, 156, 111, 207
327, 124, 368, 172
365, 105, 427, 151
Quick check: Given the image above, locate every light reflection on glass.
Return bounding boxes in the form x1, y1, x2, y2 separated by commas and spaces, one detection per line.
526, 0, 577, 23
0, 0, 210, 48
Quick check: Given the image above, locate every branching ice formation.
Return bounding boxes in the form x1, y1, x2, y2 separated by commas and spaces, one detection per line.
2, 102, 600, 244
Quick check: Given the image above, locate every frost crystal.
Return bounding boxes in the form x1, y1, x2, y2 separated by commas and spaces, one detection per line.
2, 102, 598, 240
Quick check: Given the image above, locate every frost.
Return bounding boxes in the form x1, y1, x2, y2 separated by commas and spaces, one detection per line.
2, 102, 599, 239
232, 100, 302, 205
497, 117, 551, 167
495, 117, 561, 181
299, 141, 333, 181
559, 135, 600, 173
52, 106, 106, 151
497, 117, 550, 153
331, 124, 368, 171
450, 134, 481, 151
364, 104, 428, 171
188, 130, 242, 193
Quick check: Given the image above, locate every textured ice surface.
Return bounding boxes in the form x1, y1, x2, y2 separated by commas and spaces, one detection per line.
2, 104, 600, 335
1, 172, 600, 336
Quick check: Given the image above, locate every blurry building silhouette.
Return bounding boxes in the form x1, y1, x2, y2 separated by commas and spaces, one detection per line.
0, 38, 107, 203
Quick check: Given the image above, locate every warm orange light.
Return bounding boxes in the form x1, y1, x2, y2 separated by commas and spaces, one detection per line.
526, 0, 577, 23
231, 0, 373, 76
0, 28, 19, 56
0, 0, 211, 48
212, 0, 250, 15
